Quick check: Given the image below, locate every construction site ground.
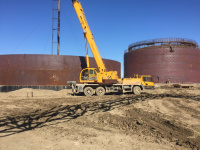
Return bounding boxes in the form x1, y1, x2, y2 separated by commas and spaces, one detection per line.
0, 84, 200, 150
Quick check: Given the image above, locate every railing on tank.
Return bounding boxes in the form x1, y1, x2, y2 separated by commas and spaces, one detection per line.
126, 38, 199, 52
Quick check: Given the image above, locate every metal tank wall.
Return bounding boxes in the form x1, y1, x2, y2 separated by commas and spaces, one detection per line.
124, 38, 200, 83
0, 54, 121, 86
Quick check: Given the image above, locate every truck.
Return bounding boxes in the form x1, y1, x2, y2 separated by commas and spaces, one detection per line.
68, 0, 154, 96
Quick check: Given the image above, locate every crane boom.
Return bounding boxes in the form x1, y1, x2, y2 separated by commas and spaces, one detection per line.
72, 0, 106, 73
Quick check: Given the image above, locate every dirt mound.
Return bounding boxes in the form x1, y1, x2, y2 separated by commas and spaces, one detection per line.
0, 87, 200, 149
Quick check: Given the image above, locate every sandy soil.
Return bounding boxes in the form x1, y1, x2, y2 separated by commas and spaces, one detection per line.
0, 85, 200, 150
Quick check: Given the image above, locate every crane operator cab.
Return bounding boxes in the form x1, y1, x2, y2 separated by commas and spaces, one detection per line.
80, 68, 98, 83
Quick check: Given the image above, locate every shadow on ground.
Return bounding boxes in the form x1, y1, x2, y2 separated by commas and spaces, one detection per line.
0, 93, 199, 138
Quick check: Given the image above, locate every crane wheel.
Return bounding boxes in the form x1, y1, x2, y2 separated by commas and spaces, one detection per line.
84, 87, 94, 96
133, 86, 141, 95
96, 87, 105, 96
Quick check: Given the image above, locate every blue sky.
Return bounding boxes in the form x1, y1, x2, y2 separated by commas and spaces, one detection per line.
0, 0, 200, 76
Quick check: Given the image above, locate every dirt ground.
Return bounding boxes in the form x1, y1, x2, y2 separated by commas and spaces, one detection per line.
0, 84, 200, 150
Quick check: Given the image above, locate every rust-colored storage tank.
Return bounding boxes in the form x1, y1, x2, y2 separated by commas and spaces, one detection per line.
124, 38, 200, 83
0, 54, 121, 86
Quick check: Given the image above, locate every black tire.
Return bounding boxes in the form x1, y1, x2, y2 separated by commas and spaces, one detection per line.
133, 86, 141, 95
84, 87, 94, 96
96, 87, 105, 96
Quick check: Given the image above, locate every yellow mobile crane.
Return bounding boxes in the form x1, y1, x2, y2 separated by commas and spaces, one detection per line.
68, 0, 154, 96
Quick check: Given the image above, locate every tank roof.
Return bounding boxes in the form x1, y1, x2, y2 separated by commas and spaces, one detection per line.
128, 38, 199, 52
